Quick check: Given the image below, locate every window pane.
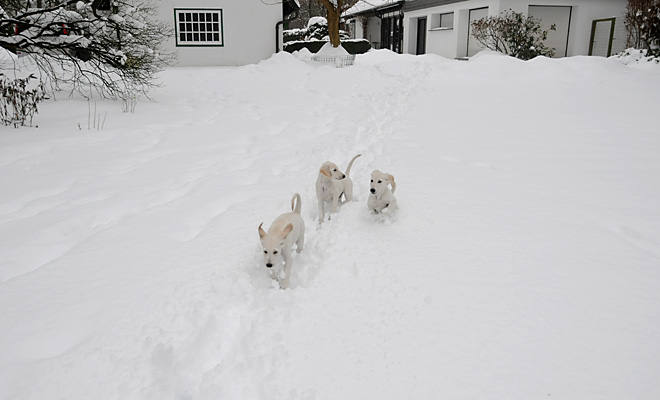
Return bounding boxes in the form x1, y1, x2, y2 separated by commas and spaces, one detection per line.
441, 13, 454, 28
175, 9, 222, 45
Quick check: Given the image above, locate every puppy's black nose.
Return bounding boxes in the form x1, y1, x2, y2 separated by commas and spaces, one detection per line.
342, 174, 346, 179
266, 263, 273, 268
370, 188, 376, 193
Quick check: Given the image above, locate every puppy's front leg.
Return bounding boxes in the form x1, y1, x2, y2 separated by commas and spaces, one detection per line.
330, 195, 339, 214
280, 250, 292, 289
318, 199, 325, 223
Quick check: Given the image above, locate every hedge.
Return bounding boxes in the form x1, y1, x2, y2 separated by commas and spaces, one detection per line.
283, 39, 371, 55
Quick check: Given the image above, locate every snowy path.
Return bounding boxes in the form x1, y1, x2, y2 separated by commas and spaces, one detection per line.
1, 51, 660, 399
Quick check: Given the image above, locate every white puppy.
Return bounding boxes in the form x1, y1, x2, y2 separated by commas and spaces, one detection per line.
258, 193, 305, 289
316, 154, 361, 223
368, 170, 397, 214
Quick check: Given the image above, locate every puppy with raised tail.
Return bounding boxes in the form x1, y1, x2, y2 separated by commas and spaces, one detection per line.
316, 154, 361, 223
368, 170, 398, 215
258, 193, 305, 289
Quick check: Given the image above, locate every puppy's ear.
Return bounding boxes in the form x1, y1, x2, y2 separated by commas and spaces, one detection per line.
320, 165, 331, 178
258, 222, 267, 239
387, 174, 396, 193
279, 223, 293, 240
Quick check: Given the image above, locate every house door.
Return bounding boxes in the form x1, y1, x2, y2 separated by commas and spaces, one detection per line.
416, 17, 427, 55
528, 6, 572, 57
589, 18, 615, 57
466, 7, 488, 57
382, 14, 403, 53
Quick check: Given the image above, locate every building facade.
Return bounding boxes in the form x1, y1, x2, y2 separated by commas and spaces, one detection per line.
155, 0, 299, 67
402, 0, 627, 58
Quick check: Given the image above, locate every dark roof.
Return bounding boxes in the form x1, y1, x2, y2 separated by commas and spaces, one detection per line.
402, 0, 468, 12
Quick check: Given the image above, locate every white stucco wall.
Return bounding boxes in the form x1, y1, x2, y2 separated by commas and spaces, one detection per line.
404, 0, 627, 59
403, 0, 494, 58
500, 0, 627, 57
365, 17, 382, 48
155, 0, 284, 67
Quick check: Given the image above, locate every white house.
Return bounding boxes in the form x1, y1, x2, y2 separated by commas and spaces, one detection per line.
155, 0, 300, 67
402, 0, 627, 58
345, 1, 405, 52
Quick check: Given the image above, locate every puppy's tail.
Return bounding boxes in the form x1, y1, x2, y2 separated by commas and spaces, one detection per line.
291, 193, 302, 214
345, 153, 362, 177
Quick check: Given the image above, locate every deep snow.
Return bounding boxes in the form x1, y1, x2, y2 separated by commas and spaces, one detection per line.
1, 49, 660, 400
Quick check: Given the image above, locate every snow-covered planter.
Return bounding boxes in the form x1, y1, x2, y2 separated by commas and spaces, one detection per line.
311, 42, 355, 68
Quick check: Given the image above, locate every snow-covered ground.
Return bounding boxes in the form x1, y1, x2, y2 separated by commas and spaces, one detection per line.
1, 49, 659, 400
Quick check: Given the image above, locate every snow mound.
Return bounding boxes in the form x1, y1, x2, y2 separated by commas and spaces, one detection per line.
613, 48, 660, 72
315, 42, 349, 57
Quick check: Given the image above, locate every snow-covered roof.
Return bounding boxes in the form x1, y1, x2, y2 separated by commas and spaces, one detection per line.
344, 0, 403, 17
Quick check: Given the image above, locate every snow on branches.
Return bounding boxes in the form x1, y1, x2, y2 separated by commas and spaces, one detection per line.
0, 0, 174, 98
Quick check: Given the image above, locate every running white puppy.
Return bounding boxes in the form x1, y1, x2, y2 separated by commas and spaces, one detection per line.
368, 170, 398, 214
258, 193, 305, 289
316, 154, 361, 223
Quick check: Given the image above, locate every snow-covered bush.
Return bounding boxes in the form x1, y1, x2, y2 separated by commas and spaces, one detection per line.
624, 0, 660, 57
283, 28, 306, 43
0, 0, 174, 98
471, 9, 556, 60
283, 38, 369, 54
306, 16, 329, 40
284, 16, 349, 46
0, 73, 48, 128
614, 48, 660, 65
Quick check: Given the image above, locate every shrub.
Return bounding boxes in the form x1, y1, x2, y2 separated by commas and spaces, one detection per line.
624, 0, 660, 55
283, 39, 371, 54
284, 28, 306, 43
471, 10, 556, 60
284, 17, 350, 46
0, 73, 48, 128
306, 16, 329, 40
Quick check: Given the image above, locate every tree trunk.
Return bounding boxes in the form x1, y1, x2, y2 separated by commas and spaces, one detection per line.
327, 6, 341, 47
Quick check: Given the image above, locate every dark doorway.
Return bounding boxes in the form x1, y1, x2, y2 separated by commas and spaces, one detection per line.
416, 17, 427, 55
381, 14, 404, 53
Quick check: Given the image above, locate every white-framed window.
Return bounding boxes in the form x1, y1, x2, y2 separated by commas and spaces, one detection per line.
430, 12, 454, 30
174, 9, 223, 46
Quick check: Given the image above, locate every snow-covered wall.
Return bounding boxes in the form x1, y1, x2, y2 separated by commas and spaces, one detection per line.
155, 0, 284, 67
403, 0, 627, 59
